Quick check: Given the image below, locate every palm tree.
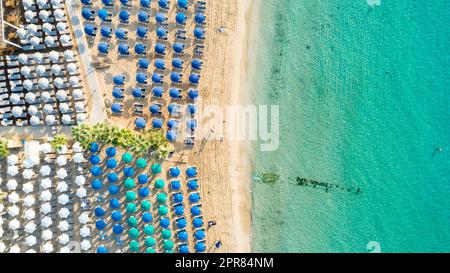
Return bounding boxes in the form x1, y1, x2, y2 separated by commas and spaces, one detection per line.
72, 124, 93, 148
0, 139, 9, 158
51, 134, 68, 150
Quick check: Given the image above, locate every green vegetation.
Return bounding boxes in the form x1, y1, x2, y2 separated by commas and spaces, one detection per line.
50, 134, 68, 150
252, 172, 280, 184
0, 139, 9, 158
72, 123, 174, 159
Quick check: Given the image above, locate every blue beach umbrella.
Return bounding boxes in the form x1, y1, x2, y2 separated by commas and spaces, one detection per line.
186, 167, 197, 177
175, 13, 186, 24
156, 27, 167, 38
120, 0, 130, 5
155, 43, 166, 54
111, 103, 122, 113
152, 86, 163, 97
84, 24, 96, 36
160, 218, 170, 229
100, 26, 112, 38
187, 180, 199, 190
167, 102, 178, 112
178, 231, 188, 242
173, 193, 183, 203
138, 58, 150, 69
138, 11, 149, 23
189, 74, 200, 84
195, 242, 206, 252
188, 89, 199, 100
102, 0, 113, 5
113, 224, 124, 234
138, 174, 149, 184
94, 207, 106, 217
173, 43, 185, 53
110, 198, 120, 209
155, 59, 165, 70
187, 119, 197, 130
81, 8, 94, 20
90, 166, 102, 176
142, 212, 153, 223
169, 88, 181, 98
132, 88, 143, 98
194, 230, 205, 240
135, 118, 146, 129
106, 158, 117, 169
194, 27, 205, 39
152, 73, 163, 84
195, 13, 206, 24
187, 104, 197, 115
176, 218, 187, 229
135, 43, 146, 55
139, 187, 150, 198
137, 26, 148, 38
166, 130, 177, 142
112, 88, 124, 99
178, 0, 188, 8
119, 10, 130, 22
96, 219, 107, 230
169, 167, 181, 177
172, 58, 183, 69
167, 119, 179, 129
152, 119, 163, 129
89, 143, 99, 153
108, 185, 120, 195
158, 0, 168, 8
140, 0, 151, 8
179, 245, 189, 253
111, 211, 122, 221
91, 179, 103, 190
170, 180, 181, 190
136, 72, 147, 83
118, 43, 129, 55
97, 246, 108, 253
98, 9, 109, 21
98, 42, 109, 54
192, 59, 203, 70
113, 75, 125, 85
189, 193, 201, 203
192, 217, 203, 228
115, 28, 126, 39
106, 147, 116, 157
174, 205, 184, 216
155, 12, 166, 23
150, 104, 161, 114
123, 166, 135, 177
190, 205, 201, 216
89, 154, 101, 165
107, 172, 119, 183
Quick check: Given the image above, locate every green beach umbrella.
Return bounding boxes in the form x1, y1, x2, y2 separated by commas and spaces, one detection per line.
166, 250, 174, 254
122, 153, 133, 163
145, 247, 156, 253
158, 205, 168, 216
151, 163, 161, 174
154, 179, 165, 189
145, 237, 156, 247
141, 200, 151, 211
161, 229, 172, 239
163, 240, 174, 250
156, 193, 167, 203
129, 240, 139, 252
136, 158, 147, 169
124, 178, 135, 189
143, 225, 155, 235
126, 202, 137, 214
126, 191, 137, 201
127, 216, 138, 227
128, 228, 140, 239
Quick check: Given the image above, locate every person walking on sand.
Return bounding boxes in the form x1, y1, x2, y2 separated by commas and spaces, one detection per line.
208, 221, 217, 228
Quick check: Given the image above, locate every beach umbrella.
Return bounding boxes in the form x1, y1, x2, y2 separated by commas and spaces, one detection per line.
59, 208, 70, 219
10, 94, 20, 104
41, 216, 53, 228
79, 227, 91, 237
58, 221, 69, 232
137, 174, 149, 185
79, 213, 90, 224
195, 242, 206, 252
175, 13, 186, 24
98, 42, 109, 54
42, 242, 54, 253
106, 158, 117, 169
169, 88, 181, 98
95, 207, 106, 217
108, 185, 120, 195
123, 166, 135, 177
110, 198, 120, 209
8, 219, 20, 230
28, 105, 38, 115
138, 11, 149, 23
135, 158, 147, 169
26, 235, 37, 247
7, 154, 18, 165
8, 245, 20, 253
121, 153, 133, 165
58, 194, 69, 205
112, 88, 124, 99
141, 200, 151, 211
137, 26, 148, 38
100, 26, 112, 38
173, 43, 185, 54
170, 180, 181, 190
21, 66, 31, 77
40, 190, 52, 201
189, 193, 201, 203
163, 240, 174, 250
194, 230, 206, 240
58, 233, 70, 245
160, 218, 170, 229
192, 59, 203, 70
167, 119, 179, 130
126, 191, 137, 202
118, 43, 129, 55
90, 166, 102, 176
17, 28, 27, 39
140, 0, 151, 8
170, 72, 182, 83
149, 104, 161, 115
7, 166, 19, 177
107, 173, 119, 183
84, 24, 96, 36
161, 229, 172, 239
59, 247, 70, 253
91, 179, 103, 190
178, 231, 188, 241
8, 206, 19, 216
40, 10, 50, 21
152, 86, 163, 97
98, 9, 109, 21
23, 80, 33, 91
176, 218, 187, 229
178, 0, 188, 8
57, 182, 69, 192
195, 13, 206, 24
169, 167, 181, 177
187, 104, 198, 115
102, 0, 113, 5
115, 28, 126, 40
158, 0, 168, 8
136, 72, 147, 83
106, 147, 117, 157
139, 187, 150, 198
25, 10, 36, 22
156, 27, 167, 38
145, 237, 156, 247
172, 58, 183, 69
44, 36, 55, 46
132, 88, 143, 98
30, 36, 40, 48
73, 153, 84, 163
81, 240, 91, 251
129, 241, 139, 252
119, 10, 130, 22
126, 202, 137, 213
152, 119, 163, 129
64, 50, 75, 61
67, 63, 77, 74
166, 130, 178, 142
56, 155, 67, 166
53, 78, 64, 89
18, 53, 28, 64
155, 43, 166, 55
188, 89, 199, 100
186, 167, 198, 177
89, 142, 99, 153
174, 205, 184, 216
189, 74, 201, 84
73, 142, 83, 153
138, 58, 150, 69
154, 179, 165, 190
24, 222, 36, 234
179, 245, 189, 253
135, 118, 146, 129
149, 164, 161, 175
146, 247, 156, 253
56, 22, 67, 32
194, 27, 205, 39
23, 195, 35, 206
76, 188, 87, 198
113, 224, 124, 235
158, 205, 168, 216
142, 212, 152, 223
143, 225, 154, 236
111, 211, 122, 222
128, 228, 139, 238
152, 73, 163, 84
81, 0, 92, 4
75, 175, 86, 186
40, 203, 51, 214
69, 76, 80, 87
7, 179, 18, 190
173, 193, 183, 203
97, 246, 108, 253
82, 8, 93, 20
96, 219, 107, 230
36, 65, 46, 76
191, 206, 201, 216
124, 178, 135, 189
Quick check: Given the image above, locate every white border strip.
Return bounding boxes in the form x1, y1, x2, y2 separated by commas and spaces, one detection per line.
0, 0, 23, 49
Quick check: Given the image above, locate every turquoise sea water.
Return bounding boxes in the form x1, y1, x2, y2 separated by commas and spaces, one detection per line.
249, 0, 450, 252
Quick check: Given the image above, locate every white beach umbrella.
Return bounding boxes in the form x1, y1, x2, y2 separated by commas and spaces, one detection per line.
11, 106, 23, 118
56, 22, 67, 32
0, 203, 3, 213
23, 79, 33, 91
73, 153, 84, 163
18, 53, 28, 64
22, 0, 34, 9
56, 155, 67, 166
42, 229, 53, 241
41, 216, 52, 228
21, 66, 31, 77
80, 240, 91, 251
22, 182, 34, 194
38, 78, 49, 89
8, 206, 20, 217
22, 169, 35, 180
40, 143, 52, 154
6, 179, 18, 191
59, 234, 70, 245
58, 208, 70, 219
58, 194, 69, 205
69, 76, 79, 87
24, 10, 36, 21
78, 213, 89, 224
67, 63, 77, 74
0, 228, 3, 237
40, 203, 51, 214
37, 0, 48, 8
45, 115, 56, 125
34, 52, 44, 63
24, 209, 36, 221
51, 64, 62, 75
29, 116, 40, 126
28, 105, 38, 116
58, 221, 69, 232
72, 142, 83, 153
7, 166, 19, 177
54, 8, 65, 20
61, 115, 72, 125
74, 102, 85, 112
8, 193, 20, 204
39, 10, 50, 22
57, 169, 68, 179
10, 93, 21, 104
54, 78, 64, 88
23, 156, 39, 169
9, 245, 21, 253
7, 154, 18, 165
40, 178, 52, 189
76, 187, 87, 199
43, 104, 53, 115
56, 181, 68, 192
8, 218, 20, 230
51, 0, 62, 5
25, 236, 37, 247
42, 23, 53, 34
75, 175, 86, 186
56, 90, 67, 101
60, 246, 71, 253
73, 89, 84, 100
49, 51, 60, 62
77, 113, 87, 123
26, 249, 36, 253
17, 28, 27, 39
27, 24, 38, 35
57, 145, 68, 154
30, 36, 41, 47
40, 165, 51, 176
23, 195, 35, 207
80, 226, 91, 238
40, 92, 51, 103
40, 190, 52, 202
24, 222, 36, 234
42, 243, 54, 253
60, 35, 71, 45
44, 36, 55, 47
0, 242, 5, 253
36, 65, 46, 76
64, 50, 74, 61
